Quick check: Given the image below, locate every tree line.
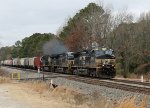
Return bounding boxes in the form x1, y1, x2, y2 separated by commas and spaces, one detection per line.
0, 33, 55, 60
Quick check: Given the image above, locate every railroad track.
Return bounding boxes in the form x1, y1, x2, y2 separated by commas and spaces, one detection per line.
111, 78, 150, 87
2, 66, 150, 95
64, 76, 150, 95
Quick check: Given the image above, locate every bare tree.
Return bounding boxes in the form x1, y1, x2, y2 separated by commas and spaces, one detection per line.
138, 11, 150, 21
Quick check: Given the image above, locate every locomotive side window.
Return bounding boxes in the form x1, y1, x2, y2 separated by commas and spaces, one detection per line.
105, 49, 113, 55
94, 50, 105, 57
67, 52, 74, 60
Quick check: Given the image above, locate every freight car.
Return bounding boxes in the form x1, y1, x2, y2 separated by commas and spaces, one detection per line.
3, 59, 13, 66
29, 57, 41, 69
41, 48, 116, 78
12, 56, 41, 69
1, 56, 41, 70
20, 58, 29, 68
13, 58, 21, 67
0, 61, 4, 65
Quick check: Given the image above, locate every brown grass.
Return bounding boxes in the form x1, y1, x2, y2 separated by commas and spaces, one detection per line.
0, 77, 11, 83
88, 91, 115, 108
28, 80, 50, 93
128, 73, 139, 79
0, 69, 11, 83
117, 97, 137, 108
24, 80, 87, 105
23, 80, 148, 108
139, 96, 148, 108
0, 69, 6, 76
117, 96, 148, 108
51, 86, 87, 105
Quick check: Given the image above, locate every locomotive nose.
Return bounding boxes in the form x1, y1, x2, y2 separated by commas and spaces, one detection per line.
102, 59, 110, 65
104, 59, 109, 64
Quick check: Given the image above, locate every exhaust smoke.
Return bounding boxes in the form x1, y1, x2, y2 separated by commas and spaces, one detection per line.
43, 39, 68, 55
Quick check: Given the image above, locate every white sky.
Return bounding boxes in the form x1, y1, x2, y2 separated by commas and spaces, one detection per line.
0, 0, 150, 47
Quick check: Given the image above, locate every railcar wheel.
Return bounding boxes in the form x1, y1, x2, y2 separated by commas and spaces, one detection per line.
89, 70, 96, 77
73, 69, 77, 75
51, 68, 55, 73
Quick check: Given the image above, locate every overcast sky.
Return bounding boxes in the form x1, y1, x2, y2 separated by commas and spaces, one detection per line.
0, 0, 150, 47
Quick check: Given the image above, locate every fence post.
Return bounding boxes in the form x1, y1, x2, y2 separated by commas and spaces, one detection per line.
18, 72, 20, 80
141, 75, 144, 82
38, 67, 40, 79
42, 69, 45, 81
11, 72, 13, 79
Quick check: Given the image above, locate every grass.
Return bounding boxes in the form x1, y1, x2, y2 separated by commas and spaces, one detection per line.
0, 68, 6, 76
0, 77, 11, 83
25, 80, 88, 105
27, 80, 50, 93
88, 91, 115, 108
51, 86, 87, 105
88, 95, 148, 108
139, 96, 147, 108
117, 97, 137, 108
0, 69, 11, 83
117, 96, 147, 108
23, 80, 148, 108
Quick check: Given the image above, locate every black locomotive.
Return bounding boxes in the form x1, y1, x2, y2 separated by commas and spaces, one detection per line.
41, 48, 116, 78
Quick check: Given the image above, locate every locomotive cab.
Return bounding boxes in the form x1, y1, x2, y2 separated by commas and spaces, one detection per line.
66, 52, 75, 67
92, 49, 116, 78
79, 50, 91, 66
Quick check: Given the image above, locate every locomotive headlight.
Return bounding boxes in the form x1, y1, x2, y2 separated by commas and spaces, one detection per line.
102, 64, 105, 67
112, 65, 115, 67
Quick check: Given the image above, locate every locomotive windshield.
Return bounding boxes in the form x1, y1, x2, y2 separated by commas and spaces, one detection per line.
67, 52, 74, 60
94, 49, 114, 59
105, 49, 113, 55
94, 50, 105, 57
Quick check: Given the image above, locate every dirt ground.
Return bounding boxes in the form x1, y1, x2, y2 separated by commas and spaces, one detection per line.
0, 82, 88, 108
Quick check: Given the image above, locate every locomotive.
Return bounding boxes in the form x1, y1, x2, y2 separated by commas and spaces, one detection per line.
41, 48, 116, 78
1, 48, 116, 79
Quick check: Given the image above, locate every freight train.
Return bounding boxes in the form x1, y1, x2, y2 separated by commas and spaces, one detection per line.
1, 48, 116, 78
